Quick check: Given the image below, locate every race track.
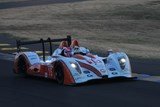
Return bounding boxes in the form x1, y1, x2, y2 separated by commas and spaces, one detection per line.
0, 0, 160, 107
0, 35, 160, 107
0, 59, 160, 107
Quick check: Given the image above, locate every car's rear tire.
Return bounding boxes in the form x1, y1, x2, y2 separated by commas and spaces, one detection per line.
17, 55, 28, 76
54, 61, 64, 85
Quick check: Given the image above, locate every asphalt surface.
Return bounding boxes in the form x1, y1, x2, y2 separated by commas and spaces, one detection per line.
0, 0, 160, 107
0, 59, 160, 107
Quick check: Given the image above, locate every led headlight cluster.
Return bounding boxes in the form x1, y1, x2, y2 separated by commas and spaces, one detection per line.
118, 57, 126, 69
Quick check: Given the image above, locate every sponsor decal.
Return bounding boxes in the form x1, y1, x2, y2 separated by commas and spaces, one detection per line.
30, 57, 37, 60
28, 55, 38, 60
72, 73, 80, 76
83, 70, 90, 74
75, 77, 82, 81
100, 69, 106, 73
109, 68, 116, 71
111, 72, 118, 75
87, 74, 93, 77
28, 55, 37, 58
97, 60, 102, 63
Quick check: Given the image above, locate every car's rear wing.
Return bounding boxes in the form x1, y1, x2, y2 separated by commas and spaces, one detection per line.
16, 35, 71, 61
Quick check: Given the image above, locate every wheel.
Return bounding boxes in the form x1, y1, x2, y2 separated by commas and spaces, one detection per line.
54, 62, 64, 84
17, 55, 28, 76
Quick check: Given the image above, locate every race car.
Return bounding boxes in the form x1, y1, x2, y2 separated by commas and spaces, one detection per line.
13, 36, 133, 85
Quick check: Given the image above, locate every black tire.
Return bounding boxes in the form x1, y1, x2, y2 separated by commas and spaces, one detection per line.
17, 55, 28, 76
54, 62, 64, 84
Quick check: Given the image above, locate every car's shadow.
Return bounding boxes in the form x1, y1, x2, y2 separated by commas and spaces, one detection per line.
14, 75, 137, 87
74, 77, 137, 87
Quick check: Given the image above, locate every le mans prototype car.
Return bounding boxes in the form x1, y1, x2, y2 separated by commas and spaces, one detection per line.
13, 36, 133, 85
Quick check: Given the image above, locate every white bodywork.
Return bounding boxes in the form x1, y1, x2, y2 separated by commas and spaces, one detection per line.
56, 52, 132, 83
15, 50, 132, 84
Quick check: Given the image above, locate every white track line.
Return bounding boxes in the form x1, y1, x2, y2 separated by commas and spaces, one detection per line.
133, 73, 160, 83
0, 52, 14, 61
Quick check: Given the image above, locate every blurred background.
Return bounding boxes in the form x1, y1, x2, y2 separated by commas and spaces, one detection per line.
0, 0, 160, 59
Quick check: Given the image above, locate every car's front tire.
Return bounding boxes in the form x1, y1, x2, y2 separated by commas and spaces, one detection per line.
54, 61, 64, 84
17, 55, 28, 76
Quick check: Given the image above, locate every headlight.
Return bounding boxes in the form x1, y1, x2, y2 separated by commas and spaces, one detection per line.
70, 62, 81, 74
118, 58, 126, 69
120, 58, 126, 64
71, 63, 77, 68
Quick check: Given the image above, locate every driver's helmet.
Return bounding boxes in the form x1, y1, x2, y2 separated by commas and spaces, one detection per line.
59, 41, 68, 48
73, 46, 81, 54
70, 39, 79, 48
73, 46, 89, 55
62, 47, 72, 57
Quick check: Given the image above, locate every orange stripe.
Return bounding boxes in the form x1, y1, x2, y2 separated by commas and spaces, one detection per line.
61, 61, 75, 85
73, 54, 85, 60
77, 61, 102, 77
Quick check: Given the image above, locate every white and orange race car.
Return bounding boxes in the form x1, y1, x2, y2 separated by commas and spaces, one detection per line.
13, 36, 133, 85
